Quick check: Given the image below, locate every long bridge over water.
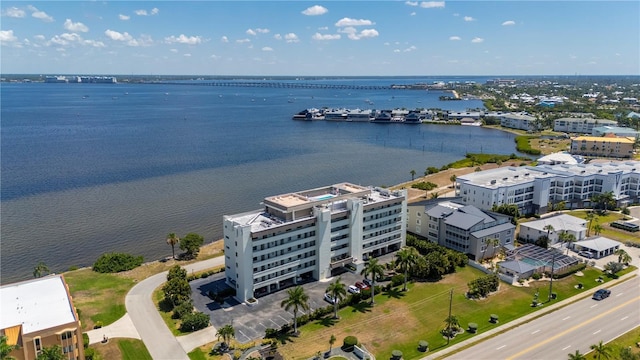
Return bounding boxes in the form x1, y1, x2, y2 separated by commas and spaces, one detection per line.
149, 81, 394, 90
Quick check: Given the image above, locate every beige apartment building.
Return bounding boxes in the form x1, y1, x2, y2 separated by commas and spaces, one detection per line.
570, 135, 635, 158
0, 275, 85, 360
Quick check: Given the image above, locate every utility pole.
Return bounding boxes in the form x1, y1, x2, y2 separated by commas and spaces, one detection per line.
447, 288, 453, 345
548, 251, 556, 302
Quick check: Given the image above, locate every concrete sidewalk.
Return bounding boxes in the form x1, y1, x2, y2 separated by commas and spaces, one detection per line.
86, 313, 140, 344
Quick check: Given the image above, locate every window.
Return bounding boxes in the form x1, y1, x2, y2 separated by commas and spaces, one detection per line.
62, 331, 73, 340
34, 337, 42, 355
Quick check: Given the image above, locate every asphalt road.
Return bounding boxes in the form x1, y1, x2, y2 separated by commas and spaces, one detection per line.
447, 276, 640, 360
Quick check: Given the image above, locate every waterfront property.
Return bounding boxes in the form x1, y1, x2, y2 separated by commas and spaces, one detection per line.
570, 135, 635, 158
0, 275, 85, 360
553, 118, 617, 133
518, 214, 587, 246
497, 112, 538, 131
591, 126, 640, 140
455, 160, 640, 215
223, 183, 407, 302
406, 198, 515, 261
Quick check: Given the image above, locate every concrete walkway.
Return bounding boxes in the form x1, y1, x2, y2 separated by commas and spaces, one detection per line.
86, 313, 140, 344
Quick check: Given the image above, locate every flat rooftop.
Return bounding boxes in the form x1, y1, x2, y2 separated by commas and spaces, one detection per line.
0, 275, 77, 334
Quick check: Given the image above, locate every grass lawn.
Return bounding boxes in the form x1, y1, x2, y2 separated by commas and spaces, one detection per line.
277, 265, 628, 360
567, 210, 640, 245
604, 326, 640, 358
118, 339, 153, 360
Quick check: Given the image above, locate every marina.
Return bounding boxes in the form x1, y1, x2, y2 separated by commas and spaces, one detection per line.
293, 108, 440, 124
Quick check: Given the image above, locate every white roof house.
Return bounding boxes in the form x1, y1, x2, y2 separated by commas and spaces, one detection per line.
519, 214, 587, 246
572, 237, 622, 259
536, 152, 582, 165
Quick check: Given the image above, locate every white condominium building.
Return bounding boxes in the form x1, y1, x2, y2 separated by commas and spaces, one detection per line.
223, 183, 407, 302
455, 161, 640, 215
498, 112, 537, 131
553, 118, 617, 133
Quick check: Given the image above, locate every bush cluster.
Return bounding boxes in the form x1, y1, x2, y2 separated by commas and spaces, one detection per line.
552, 262, 586, 279
467, 274, 499, 298
514, 136, 542, 155
407, 234, 467, 280
411, 181, 438, 191
180, 311, 210, 332
186, 267, 225, 282
92, 252, 143, 273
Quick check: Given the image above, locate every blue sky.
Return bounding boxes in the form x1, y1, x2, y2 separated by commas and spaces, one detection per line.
1, 1, 638, 76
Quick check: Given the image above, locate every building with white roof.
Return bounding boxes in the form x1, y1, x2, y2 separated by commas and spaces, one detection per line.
572, 237, 622, 259
592, 126, 640, 139
553, 118, 617, 133
0, 275, 84, 360
536, 152, 582, 166
499, 112, 538, 131
223, 182, 407, 302
406, 198, 515, 261
518, 214, 587, 246
455, 160, 640, 215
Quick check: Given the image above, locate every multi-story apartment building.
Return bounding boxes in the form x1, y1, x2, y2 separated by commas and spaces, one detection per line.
223, 183, 407, 302
455, 161, 640, 215
0, 275, 85, 360
498, 112, 538, 131
570, 135, 635, 158
406, 198, 515, 261
553, 118, 617, 133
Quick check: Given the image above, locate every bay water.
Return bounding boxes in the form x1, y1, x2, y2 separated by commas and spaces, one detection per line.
1, 77, 522, 283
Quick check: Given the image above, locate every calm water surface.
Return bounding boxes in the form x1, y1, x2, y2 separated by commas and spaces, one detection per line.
1, 78, 522, 282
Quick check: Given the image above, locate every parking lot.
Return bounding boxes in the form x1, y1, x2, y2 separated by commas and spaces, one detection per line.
189, 267, 373, 343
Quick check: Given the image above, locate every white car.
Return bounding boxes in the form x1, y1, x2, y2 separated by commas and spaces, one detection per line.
324, 293, 337, 304
348, 285, 361, 294
578, 250, 594, 259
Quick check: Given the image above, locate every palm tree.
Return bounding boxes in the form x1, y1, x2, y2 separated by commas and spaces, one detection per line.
326, 277, 347, 319
215, 324, 235, 349
360, 258, 385, 305
33, 262, 50, 278
166, 233, 180, 260
585, 212, 596, 236
543, 224, 555, 244
36, 345, 64, 360
567, 350, 586, 360
481, 238, 500, 262
395, 247, 419, 291
280, 286, 309, 334
614, 248, 631, 264
450, 174, 457, 190
410, 169, 416, 181
328, 334, 336, 355
593, 222, 603, 236
558, 231, 576, 255
443, 315, 460, 338
430, 192, 440, 199
589, 340, 612, 360
0, 335, 18, 360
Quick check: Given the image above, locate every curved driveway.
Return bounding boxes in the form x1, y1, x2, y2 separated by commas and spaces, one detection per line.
125, 257, 225, 360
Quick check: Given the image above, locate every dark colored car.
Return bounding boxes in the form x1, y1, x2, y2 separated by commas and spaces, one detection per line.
362, 278, 373, 287
592, 289, 611, 300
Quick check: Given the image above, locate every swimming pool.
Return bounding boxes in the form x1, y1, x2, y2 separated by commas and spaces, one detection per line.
313, 194, 336, 201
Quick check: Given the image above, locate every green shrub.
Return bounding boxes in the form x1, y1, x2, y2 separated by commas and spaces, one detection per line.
411, 181, 438, 191
180, 311, 209, 332
531, 273, 542, 280
172, 301, 193, 319
390, 274, 405, 287
343, 335, 358, 351
83, 333, 89, 349
92, 252, 143, 273
84, 347, 97, 360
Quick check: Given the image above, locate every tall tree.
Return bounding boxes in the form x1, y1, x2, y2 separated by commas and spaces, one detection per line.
0, 335, 18, 360
328, 334, 336, 355
33, 262, 50, 278
280, 286, 309, 334
589, 340, 612, 360
36, 345, 64, 360
567, 350, 586, 360
166, 233, 180, 260
585, 211, 597, 236
558, 231, 576, 255
360, 258, 385, 305
450, 174, 457, 190
395, 247, 419, 291
180, 233, 204, 259
215, 324, 235, 349
481, 238, 500, 262
593, 223, 603, 236
410, 169, 416, 181
614, 248, 631, 264
543, 224, 555, 244
326, 277, 347, 319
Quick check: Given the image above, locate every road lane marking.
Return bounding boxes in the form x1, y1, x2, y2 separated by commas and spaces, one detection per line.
506, 295, 640, 360
531, 330, 540, 334
621, 316, 629, 321
616, 293, 623, 297
562, 316, 570, 320
593, 330, 601, 335
497, 345, 506, 350
562, 346, 571, 350
590, 304, 598, 308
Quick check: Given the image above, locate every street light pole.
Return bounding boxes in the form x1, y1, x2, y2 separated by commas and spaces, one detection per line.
447, 288, 453, 345
548, 251, 556, 302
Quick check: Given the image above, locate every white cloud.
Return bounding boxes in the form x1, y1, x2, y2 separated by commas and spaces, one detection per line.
464, 16, 475, 21
29, 6, 53, 22
284, 33, 299, 43
64, 19, 89, 33
0, 30, 18, 44
471, 37, 484, 43
246, 29, 257, 36
236, 38, 251, 43
302, 5, 328, 16
151, 8, 159, 15
274, 34, 282, 40
406, 1, 418, 6
104, 29, 151, 46
420, 1, 445, 8
410, 12, 417, 16
134, 8, 158, 16
318, 26, 328, 30
339, 27, 379, 40
393, 49, 401, 53
83, 39, 105, 48
502, 20, 516, 26
383, 42, 390, 46
404, 45, 417, 52
165, 34, 202, 45
34, 34, 45, 41
221, 36, 229, 43
183, 53, 191, 57
312, 33, 341, 40
5, 7, 25, 18
449, 36, 461, 41
262, 46, 273, 51
119, 14, 130, 21
335, 18, 373, 27
210, 54, 221, 59
134, 9, 148, 16
105, 29, 133, 42
256, 28, 270, 34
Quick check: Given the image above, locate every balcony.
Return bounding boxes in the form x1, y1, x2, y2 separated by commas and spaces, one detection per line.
330, 256, 354, 269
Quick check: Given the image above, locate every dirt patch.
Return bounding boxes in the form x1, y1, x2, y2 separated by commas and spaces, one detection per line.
92, 340, 122, 359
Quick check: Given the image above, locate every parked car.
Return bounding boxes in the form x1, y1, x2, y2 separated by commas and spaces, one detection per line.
362, 278, 373, 287
324, 293, 337, 304
355, 281, 369, 290
348, 285, 361, 294
578, 250, 594, 259
592, 289, 611, 301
